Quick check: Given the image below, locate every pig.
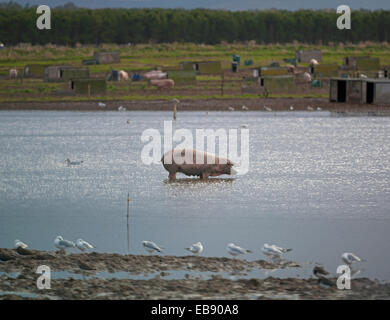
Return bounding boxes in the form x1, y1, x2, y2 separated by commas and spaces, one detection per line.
9, 68, 18, 79
150, 79, 174, 90
161, 148, 237, 181
303, 72, 312, 82
118, 70, 129, 81
310, 59, 319, 66
144, 70, 167, 80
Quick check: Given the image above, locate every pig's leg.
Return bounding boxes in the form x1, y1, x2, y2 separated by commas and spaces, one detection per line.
200, 172, 210, 180
168, 172, 177, 181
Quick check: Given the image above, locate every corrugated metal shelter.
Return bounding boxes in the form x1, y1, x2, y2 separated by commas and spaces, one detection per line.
242, 75, 295, 94
44, 66, 89, 82
343, 57, 380, 71
329, 78, 390, 104
166, 70, 196, 84
70, 79, 107, 95
311, 64, 339, 78
179, 61, 222, 74
259, 67, 289, 76
93, 52, 120, 64
296, 50, 322, 63
24, 64, 50, 78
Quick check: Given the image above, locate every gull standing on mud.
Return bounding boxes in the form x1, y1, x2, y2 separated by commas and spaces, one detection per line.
14, 239, 28, 249
185, 242, 203, 255
262, 243, 292, 258
264, 106, 272, 112
54, 236, 75, 251
342, 252, 363, 265
142, 241, 163, 254
98, 102, 106, 108
227, 243, 252, 258
76, 239, 94, 252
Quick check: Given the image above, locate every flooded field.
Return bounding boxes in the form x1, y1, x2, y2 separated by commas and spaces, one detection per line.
0, 110, 389, 283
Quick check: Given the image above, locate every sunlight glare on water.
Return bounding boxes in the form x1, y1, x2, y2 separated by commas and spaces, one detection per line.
0, 111, 389, 280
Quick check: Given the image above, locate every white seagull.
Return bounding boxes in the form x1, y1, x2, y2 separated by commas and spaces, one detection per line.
14, 239, 28, 249
264, 106, 272, 112
262, 243, 292, 257
98, 102, 106, 108
185, 242, 203, 255
54, 236, 75, 250
307, 106, 314, 111
118, 106, 126, 111
290, 105, 294, 111
228, 106, 235, 111
227, 243, 252, 258
142, 240, 163, 254
76, 239, 94, 252
242, 105, 248, 111
65, 159, 84, 166
342, 252, 362, 265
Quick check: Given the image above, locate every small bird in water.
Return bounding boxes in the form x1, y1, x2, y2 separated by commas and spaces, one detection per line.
76, 239, 94, 252
126, 120, 131, 124
185, 242, 203, 255
264, 106, 272, 112
65, 159, 83, 166
142, 240, 163, 254
14, 239, 28, 249
98, 102, 106, 108
54, 236, 75, 251
241, 124, 249, 128
227, 243, 252, 258
341, 252, 363, 265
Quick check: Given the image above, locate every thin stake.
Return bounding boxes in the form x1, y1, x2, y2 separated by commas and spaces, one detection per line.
126, 193, 130, 252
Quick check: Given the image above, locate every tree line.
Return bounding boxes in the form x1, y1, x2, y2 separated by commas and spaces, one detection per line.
0, 2, 389, 45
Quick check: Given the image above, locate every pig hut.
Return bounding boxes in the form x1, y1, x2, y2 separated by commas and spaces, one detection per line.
296, 50, 322, 63
311, 64, 339, 78
329, 78, 390, 104
242, 75, 295, 94
44, 66, 89, 82
24, 64, 50, 78
93, 52, 120, 64
180, 61, 222, 74
166, 70, 196, 85
69, 79, 107, 95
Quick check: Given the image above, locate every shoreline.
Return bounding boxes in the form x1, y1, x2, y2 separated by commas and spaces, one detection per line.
1, 98, 390, 114
1, 248, 389, 300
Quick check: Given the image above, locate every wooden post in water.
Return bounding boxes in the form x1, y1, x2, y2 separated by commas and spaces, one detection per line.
172, 98, 180, 121
126, 193, 130, 252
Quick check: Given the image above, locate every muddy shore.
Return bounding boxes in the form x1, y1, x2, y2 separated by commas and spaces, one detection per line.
1, 98, 390, 114
1, 248, 389, 300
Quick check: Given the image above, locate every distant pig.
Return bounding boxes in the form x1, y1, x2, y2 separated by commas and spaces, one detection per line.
161, 148, 237, 181
150, 79, 174, 90
118, 70, 129, 81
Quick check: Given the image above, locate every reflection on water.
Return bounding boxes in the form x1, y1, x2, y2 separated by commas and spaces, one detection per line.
0, 111, 389, 281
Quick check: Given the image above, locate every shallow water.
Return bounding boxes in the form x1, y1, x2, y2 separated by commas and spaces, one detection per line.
0, 110, 389, 281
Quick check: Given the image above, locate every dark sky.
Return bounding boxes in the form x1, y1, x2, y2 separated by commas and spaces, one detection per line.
9, 0, 390, 10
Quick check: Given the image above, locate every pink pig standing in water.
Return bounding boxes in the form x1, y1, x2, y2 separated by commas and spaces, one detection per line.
161, 148, 237, 181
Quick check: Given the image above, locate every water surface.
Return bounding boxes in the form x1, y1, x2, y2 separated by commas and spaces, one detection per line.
0, 111, 389, 280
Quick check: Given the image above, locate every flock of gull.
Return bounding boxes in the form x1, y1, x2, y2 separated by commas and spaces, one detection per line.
13, 237, 363, 283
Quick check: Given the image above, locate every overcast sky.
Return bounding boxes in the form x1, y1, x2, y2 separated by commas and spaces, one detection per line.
9, 0, 390, 10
